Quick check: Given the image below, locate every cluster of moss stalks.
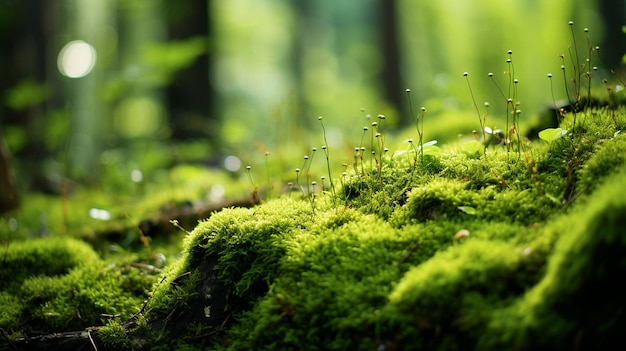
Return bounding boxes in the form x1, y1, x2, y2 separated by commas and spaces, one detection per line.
28, 102, 613, 350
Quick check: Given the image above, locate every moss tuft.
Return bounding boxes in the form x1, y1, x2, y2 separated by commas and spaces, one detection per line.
98, 320, 133, 349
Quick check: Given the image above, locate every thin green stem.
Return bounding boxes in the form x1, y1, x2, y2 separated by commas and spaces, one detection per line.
464, 73, 485, 152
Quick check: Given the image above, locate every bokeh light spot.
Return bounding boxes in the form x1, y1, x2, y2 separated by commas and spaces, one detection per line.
57, 40, 97, 78
130, 169, 143, 183
224, 155, 242, 172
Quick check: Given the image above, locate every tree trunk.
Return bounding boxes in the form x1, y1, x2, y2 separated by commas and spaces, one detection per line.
0, 129, 19, 213
379, 0, 406, 126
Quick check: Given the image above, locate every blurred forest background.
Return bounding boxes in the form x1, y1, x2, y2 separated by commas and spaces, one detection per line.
1, 0, 625, 216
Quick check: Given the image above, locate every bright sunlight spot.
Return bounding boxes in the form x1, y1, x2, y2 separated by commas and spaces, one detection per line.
57, 40, 97, 78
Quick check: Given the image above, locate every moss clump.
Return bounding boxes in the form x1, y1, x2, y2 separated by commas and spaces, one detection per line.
384, 240, 532, 350
0, 237, 157, 334
117, 103, 626, 350
224, 211, 412, 350
97, 320, 133, 349
0, 237, 99, 293
577, 131, 626, 193
479, 165, 626, 350
389, 177, 555, 226
143, 198, 320, 340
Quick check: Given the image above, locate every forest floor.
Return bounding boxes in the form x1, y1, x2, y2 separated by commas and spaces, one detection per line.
2, 100, 626, 350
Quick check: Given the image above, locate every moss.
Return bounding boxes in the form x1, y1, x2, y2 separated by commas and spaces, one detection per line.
223, 211, 407, 350
220, 211, 519, 350
98, 320, 133, 349
142, 198, 321, 343
1, 96, 617, 349
18, 261, 152, 331
0, 237, 157, 334
132, 103, 624, 350
390, 178, 555, 226
0, 291, 23, 332
478, 165, 626, 350
0, 237, 100, 293
382, 240, 536, 350
577, 131, 626, 193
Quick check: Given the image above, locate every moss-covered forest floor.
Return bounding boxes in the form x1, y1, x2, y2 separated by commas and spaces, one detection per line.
2, 98, 626, 350
3, 22, 626, 348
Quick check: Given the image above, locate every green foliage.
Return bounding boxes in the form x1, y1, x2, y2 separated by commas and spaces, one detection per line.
4, 80, 49, 111
2, 17, 625, 350
143, 36, 208, 86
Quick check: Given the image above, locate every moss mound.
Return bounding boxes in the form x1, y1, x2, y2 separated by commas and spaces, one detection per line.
4, 106, 625, 350
0, 237, 157, 335
87, 106, 625, 350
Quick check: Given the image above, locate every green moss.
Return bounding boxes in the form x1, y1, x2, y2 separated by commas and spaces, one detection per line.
0, 291, 23, 331
390, 178, 555, 226
5, 93, 612, 350
383, 240, 534, 349
0, 237, 157, 334
133, 103, 624, 350
479, 165, 626, 350
0, 237, 100, 293
142, 198, 321, 343
577, 131, 626, 193
98, 320, 133, 349
223, 211, 406, 350
221, 211, 524, 350
19, 262, 151, 331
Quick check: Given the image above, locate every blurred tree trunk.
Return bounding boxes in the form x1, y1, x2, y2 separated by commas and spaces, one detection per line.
0, 129, 19, 213
598, 0, 626, 71
0, 0, 50, 193
63, 0, 113, 183
378, 0, 405, 126
165, 1, 215, 143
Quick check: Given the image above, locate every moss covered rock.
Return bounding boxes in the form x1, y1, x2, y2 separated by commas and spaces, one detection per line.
121, 106, 626, 350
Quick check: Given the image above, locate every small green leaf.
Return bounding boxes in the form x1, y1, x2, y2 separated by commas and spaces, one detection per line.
458, 206, 477, 215
538, 128, 568, 144
419, 140, 441, 155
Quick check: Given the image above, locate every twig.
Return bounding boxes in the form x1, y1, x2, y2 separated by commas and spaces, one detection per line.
87, 330, 99, 351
